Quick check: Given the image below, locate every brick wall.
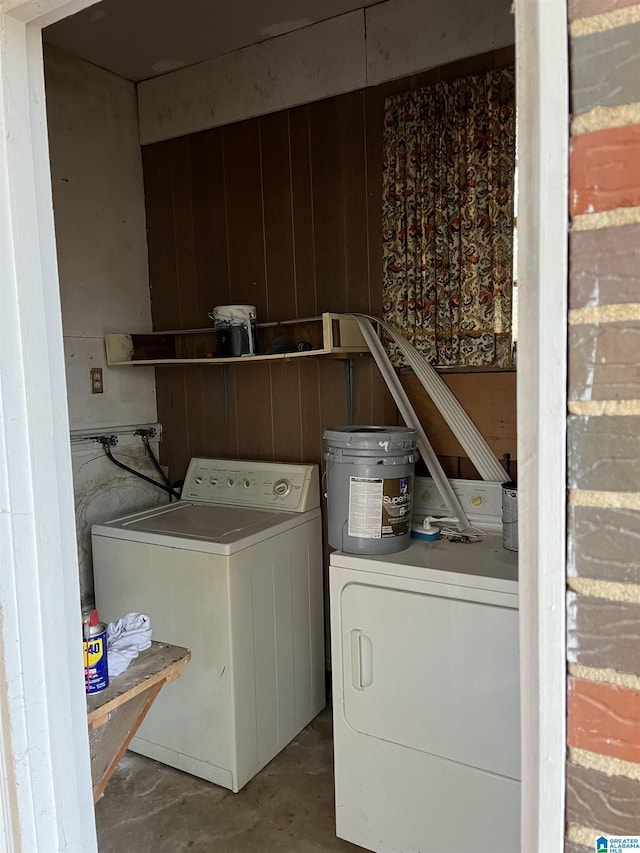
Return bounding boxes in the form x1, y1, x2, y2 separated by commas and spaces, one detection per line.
566, 1, 640, 849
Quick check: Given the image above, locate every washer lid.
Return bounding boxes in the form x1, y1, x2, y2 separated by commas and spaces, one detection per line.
125, 504, 287, 541
92, 502, 319, 555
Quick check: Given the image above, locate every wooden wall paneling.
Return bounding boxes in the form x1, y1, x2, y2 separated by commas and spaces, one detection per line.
141, 50, 519, 489
435, 52, 494, 85
368, 360, 383, 424
492, 45, 516, 70
405, 67, 439, 92
222, 119, 268, 317
364, 85, 384, 317
316, 361, 339, 671
184, 366, 206, 462
155, 366, 189, 482
270, 362, 303, 462
259, 111, 296, 322
386, 399, 402, 427
319, 359, 349, 435
366, 355, 400, 427
234, 364, 273, 460
366, 350, 404, 426
308, 98, 347, 314
459, 457, 481, 479
400, 372, 517, 462
299, 360, 323, 465
351, 353, 401, 430
188, 128, 230, 322
351, 356, 373, 425
201, 365, 238, 460
288, 106, 317, 319
436, 456, 460, 478
141, 143, 180, 331
168, 137, 199, 329
337, 91, 370, 313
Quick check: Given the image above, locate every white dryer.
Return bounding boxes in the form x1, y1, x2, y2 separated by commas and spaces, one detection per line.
92, 458, 325, 792
330, 536, 519, 853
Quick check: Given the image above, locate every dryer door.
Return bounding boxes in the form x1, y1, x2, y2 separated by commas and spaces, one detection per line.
339, 581, 520, 780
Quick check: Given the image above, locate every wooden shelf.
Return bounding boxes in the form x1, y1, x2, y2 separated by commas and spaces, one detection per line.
87, 641, 190, 802
105, 313, 368, 366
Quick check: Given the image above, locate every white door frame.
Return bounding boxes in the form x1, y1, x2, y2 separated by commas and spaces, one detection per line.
0, 1, 100, 850
0, 0, 568, 849
515, 0, 569, 850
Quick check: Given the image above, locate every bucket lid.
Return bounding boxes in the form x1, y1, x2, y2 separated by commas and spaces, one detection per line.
323, 425, 417, 450
208, 304, 256, 323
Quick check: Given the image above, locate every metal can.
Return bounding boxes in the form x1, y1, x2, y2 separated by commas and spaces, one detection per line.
83, 622, 109, 694
502, 482, 518, 552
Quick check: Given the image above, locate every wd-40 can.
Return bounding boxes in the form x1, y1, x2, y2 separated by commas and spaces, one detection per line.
83, 622, 109, 694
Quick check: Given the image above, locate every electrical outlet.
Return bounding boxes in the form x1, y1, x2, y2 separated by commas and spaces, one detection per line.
90, 367, 103, 394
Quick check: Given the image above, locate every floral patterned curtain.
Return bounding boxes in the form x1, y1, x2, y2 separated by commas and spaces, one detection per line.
382, 67, 516, 367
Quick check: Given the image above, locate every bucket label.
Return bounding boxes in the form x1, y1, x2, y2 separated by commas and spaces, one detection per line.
382, 476, 412, 538
348, 477, 384, 538
348, 476, 413, 539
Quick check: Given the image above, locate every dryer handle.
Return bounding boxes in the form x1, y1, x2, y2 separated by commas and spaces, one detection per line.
350, 629, 373, 690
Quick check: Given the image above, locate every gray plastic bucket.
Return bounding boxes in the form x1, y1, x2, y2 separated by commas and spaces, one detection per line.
323, 426, 418, 555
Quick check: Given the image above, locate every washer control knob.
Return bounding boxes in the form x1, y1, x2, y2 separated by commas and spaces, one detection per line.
227, 477, 235, 487
471, 495, 483, 508
273, 478, 291, 497
209, 478, 218, 487
194, 476, 203, 485
243, 479, 251, 489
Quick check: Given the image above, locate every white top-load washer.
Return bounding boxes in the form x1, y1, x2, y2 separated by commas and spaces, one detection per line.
92, 458, 325, 792
330, 535, 519, 853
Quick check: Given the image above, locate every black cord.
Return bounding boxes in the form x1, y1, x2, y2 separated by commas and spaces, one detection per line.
141, 435, 180, 500
99, 439, 177, 497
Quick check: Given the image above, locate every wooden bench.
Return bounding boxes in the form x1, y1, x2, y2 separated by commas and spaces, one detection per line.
86, 641, 190, 802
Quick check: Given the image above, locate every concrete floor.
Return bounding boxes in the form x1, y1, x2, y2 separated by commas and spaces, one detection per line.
95, 707, 363, 853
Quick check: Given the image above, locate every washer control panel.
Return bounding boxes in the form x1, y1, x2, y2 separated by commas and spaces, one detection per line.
182, 458, 320, 512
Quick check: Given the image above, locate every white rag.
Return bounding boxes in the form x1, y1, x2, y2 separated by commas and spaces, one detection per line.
106, 612, 152, 677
